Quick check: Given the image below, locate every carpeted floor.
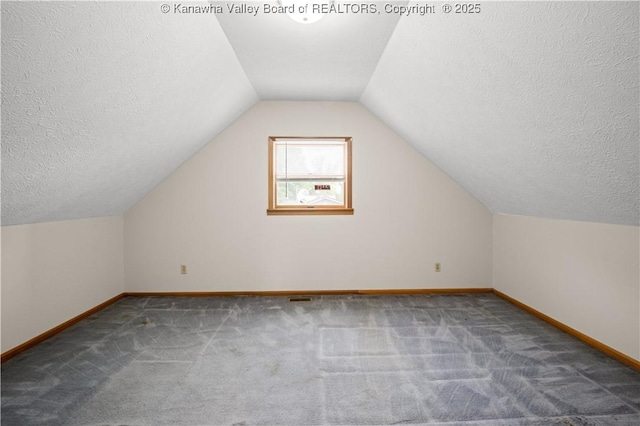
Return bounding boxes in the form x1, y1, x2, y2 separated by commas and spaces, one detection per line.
2, 293, 640, 425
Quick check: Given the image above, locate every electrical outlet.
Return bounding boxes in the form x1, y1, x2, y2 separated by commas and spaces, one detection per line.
435, 262, 441, 272
180, 265, 187, 274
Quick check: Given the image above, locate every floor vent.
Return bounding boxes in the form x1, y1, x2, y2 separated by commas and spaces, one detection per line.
288, 296, 312, 302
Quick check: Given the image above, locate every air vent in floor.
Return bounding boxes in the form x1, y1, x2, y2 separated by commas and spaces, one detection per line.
288, 296, 312, 302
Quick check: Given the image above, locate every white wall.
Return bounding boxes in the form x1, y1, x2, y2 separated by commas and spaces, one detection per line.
1, 226, 3, 354
493, 213, 640, 361
1, 215, 124, 353
125, 101, 493, 292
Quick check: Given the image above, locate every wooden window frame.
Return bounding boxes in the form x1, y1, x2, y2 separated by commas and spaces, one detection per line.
267, 136, 354, 216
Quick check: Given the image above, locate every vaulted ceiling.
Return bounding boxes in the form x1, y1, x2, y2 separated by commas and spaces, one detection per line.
2, 1, 638, 226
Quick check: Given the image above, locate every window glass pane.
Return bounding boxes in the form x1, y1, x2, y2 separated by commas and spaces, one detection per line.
276, 143, 344, 178
276, 181, 344, 206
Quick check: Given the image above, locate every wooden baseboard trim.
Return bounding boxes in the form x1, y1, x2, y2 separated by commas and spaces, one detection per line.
1, 293, 126, 364
493, 289, 640, 372
124, 288, 494, 298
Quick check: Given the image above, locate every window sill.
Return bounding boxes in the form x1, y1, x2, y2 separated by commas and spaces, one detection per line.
266, 208, 354, 216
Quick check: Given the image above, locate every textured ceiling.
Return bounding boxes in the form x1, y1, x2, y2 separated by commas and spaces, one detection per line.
362, 1, 639, 226
214, 1, 403, 100
1, 1, 257, 225
2, 1, 638, 226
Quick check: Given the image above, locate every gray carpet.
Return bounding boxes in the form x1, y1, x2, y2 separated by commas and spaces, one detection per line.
2, 294, 640, 425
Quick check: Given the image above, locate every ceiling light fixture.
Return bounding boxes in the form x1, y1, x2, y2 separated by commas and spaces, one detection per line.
280, 0, 333, 24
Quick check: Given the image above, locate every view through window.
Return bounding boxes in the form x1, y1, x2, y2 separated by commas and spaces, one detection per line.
267, 137, 353, 215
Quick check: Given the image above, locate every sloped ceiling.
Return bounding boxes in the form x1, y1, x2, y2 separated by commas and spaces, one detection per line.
2, 1, 638, 226
1, 1, 257, 225
361, 1, 639, 226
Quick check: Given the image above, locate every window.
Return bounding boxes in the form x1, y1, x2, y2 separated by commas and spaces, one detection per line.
267, 137, 353, 215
